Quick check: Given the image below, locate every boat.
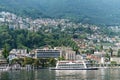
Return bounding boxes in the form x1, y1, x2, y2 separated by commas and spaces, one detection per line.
0, 64, 10, 71
50, 60, 98, 70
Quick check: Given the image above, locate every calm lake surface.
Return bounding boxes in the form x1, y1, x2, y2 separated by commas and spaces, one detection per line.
0, 69, 120, 80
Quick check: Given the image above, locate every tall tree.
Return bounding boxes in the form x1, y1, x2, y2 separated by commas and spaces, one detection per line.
2, 44, 9, 59
100, 45, 103, 51
117, 49, 120, 57
108, 48, 113, 56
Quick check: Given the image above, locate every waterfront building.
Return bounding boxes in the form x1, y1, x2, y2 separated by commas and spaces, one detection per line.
34, 49, 61, 58
94, 51, 106, 56
10, 49, 27, 54
87, 51, 106, 64
8, 54, 17, 61
0, 58, 7, 64
65, 50, 76, 60
76, 54, 87, 60
54, 47, 76, 60
111, 57, 120, 64
9, 49, 29, 61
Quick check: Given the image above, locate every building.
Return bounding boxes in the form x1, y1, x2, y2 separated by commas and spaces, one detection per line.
34, 49, 61, 58
65, 50, 76, 60
10, 49, 27, 54
8, 54, 17, 61
9, 49, 28, 61
0, 58, 7, 64
54, 47, 76, 60
94, 51, 106, 57
76, 54, 87, 60
87, 51, 106, 64
111, 57, 120, 64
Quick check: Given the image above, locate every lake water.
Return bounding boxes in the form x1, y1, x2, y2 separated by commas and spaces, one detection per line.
0, 68, 120, 80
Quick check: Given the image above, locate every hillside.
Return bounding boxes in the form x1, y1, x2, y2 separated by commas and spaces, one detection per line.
0, 0, 120, 25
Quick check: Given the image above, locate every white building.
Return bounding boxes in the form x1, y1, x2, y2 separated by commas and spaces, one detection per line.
9, 49, 28, 61
8, 54, 17, 61
94, 51, 106, 57
10, 49, 27, 54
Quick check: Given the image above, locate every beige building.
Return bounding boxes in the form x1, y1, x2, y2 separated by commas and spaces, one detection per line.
54, 47, 76, 60
111, 57, 120, 64
65, 50, 76, 60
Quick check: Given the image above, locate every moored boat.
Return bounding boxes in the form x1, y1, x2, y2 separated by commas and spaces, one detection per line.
50, 60, 98, 70
0, 64, 10, 71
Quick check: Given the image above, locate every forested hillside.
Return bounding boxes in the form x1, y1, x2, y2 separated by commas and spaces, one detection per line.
0, 25, 78, 51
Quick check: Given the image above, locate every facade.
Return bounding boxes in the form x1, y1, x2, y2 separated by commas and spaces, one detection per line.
65, 50, 76, 60
111, 57, 120, 64
94, 51, 106, 57
8, 54, 17, 61
10, 49, 27, 54
76, 54, 87, 60
34, 49, 61, 58
9, 49, 28, 61
0, 58, 7, 64
55, 47, 76, 60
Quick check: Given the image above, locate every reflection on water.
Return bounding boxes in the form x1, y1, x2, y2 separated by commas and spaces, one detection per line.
0, 70, 35, 80
55, 70, 87, 80
55, 70, 96, 80
1, 69, 120, 80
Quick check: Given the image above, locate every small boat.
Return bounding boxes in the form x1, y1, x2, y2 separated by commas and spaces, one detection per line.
50, 60, 98, 70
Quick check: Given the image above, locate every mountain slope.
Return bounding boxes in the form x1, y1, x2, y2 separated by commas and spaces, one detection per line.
0, 0, 120, 25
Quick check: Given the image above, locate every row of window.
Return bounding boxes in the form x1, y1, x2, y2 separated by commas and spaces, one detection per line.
58, 66, 84, 68
58, 64, 84, 67
37, 50, 60, 52
36, 53, 60, 58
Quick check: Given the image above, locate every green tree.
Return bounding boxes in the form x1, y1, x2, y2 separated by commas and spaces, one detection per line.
108, 48, 113, 56
89, 49, 94, 54
100, 45, 103, 51
24, 57, 34, 65
117, 49, 120, 57
39, 58, 48, 67
111, 61, 117, 66
2, 44, 9, 59
105, 53, 110, 61
49, 58, 56, 67
33, 59, 40, 67
58, 56, 65, 61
